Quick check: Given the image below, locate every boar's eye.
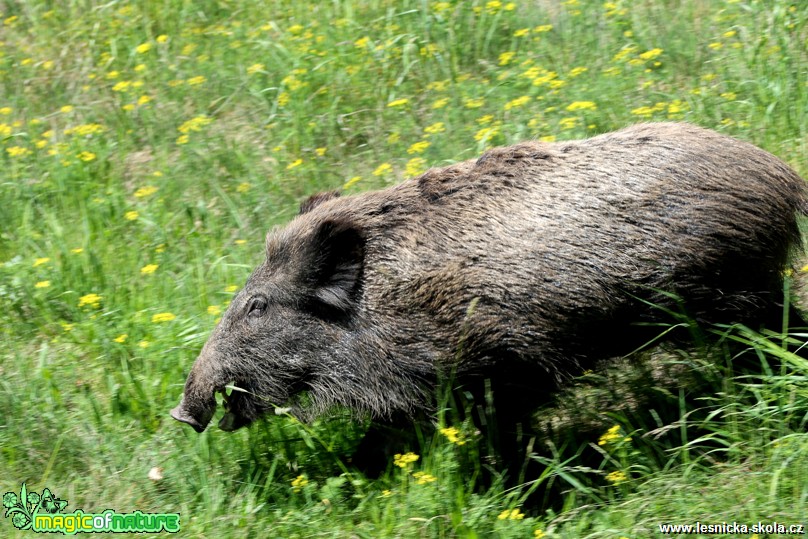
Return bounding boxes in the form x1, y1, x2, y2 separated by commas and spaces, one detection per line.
247, 295, 268, 318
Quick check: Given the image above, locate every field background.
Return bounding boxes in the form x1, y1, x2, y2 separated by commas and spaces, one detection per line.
0, 0, 806, 537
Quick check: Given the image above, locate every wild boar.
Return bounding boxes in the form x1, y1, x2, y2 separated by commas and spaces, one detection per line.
170, 122, 806, 440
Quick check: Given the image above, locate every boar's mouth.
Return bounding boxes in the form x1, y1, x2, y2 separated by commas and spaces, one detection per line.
170, 383, 245, 433
172, 376, 310, 433
218, 385, 253, 432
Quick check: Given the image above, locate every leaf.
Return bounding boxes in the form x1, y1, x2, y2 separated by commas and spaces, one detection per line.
39, 489, 67, 514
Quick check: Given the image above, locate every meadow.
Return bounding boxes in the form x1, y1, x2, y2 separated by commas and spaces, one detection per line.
0, 0, 806, 537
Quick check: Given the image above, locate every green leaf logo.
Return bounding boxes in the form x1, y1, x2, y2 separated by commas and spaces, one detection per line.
3, 484, 67, 530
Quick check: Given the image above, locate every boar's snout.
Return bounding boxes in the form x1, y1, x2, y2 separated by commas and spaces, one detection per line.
170, 395, 215, 433
170, 348, 222, 432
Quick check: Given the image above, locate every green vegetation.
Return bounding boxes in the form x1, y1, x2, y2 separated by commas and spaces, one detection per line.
1, 0, 805, 537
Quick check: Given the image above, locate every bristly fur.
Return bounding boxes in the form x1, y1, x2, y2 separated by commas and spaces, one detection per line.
172, 122, 806, 434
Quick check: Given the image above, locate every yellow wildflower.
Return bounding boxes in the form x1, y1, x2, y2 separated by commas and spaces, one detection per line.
440, 426, 466, 445
474, 125, 500, 143
112, 81, 132, 92
565, 101, 597, 112
114, 334, 128, 343
405, 158, 426, 178
407, 141, 430, 154
432, 97, 450, 109
33, 257, 50, 267
140, 264, 159, 275
504, 96, 531, 110
464, 97, 485, 109
77, 151, 96, 162
342, 176, 362, 189
152, 312, 176, 323
291, 474, 308, 492
639, 48, 663, 61
186, 75, 206, 85
156, 34, 168, 43
286, 159, 303, 170
177, 116, 212, 134
424, 122, 445, 135
373, 163, 392, 176
387, 98, 409, 108
64, 123, 105, 137
606, 470, 628, 483
207, 305, 222, 316
498, 508, 524, 520
136, 43, 151, 54
6, 146, 31, 157
78, 293, 102, 308
393, 452, 419, 467
412, 472, 437, 485
134, 186, 158, 198
35, 281, 51, 289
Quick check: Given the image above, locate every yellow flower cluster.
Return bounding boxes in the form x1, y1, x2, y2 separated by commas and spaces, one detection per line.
407, 141, 430, 154
64, 123, 105, 137
134, 186, 159, 198
373, 163, 392, 177
565, 101, 597, 112
504, 95, 531, 111
393, 452, 419, 468
405, 158, 426, 178
598, 424, 632, 446
606, 470, 628, 483
412, 472, 437, 485
178, 116, 213, 134
291, 475, 308, 492
78, 293, 102, 308
140, 264, 159, 275
439, 426, 466, 446
497, 508, 524, 520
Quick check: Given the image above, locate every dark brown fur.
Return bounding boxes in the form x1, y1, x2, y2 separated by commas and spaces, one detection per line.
171, 123, 806, 440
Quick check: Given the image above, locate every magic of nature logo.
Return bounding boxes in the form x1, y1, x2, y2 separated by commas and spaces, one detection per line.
3, 483, 180, 534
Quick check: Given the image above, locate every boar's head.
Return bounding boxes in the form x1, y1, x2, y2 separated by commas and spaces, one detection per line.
171, 210, 369, 432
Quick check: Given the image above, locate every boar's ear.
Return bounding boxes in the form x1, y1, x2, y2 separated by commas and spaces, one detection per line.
304, 218, 365, 314
299, 191, 340, 215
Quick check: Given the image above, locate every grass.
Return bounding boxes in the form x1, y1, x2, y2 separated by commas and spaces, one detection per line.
0, 0, 806, 537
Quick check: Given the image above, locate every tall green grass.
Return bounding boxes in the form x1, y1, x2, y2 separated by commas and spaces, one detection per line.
1, 0, 806, 537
